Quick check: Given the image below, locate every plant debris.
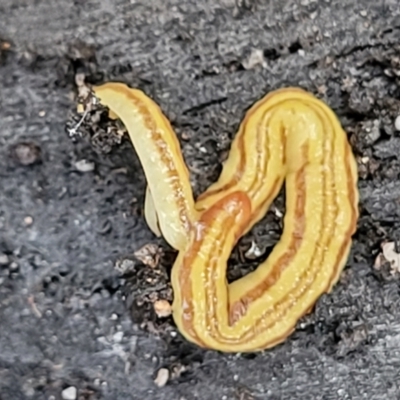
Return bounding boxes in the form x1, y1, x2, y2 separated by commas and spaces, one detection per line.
133, 243, 163, 269
374, 241, 400, 275
65, 76, 126, 154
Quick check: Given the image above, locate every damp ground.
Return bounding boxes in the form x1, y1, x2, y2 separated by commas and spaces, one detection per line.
1, 1, 400, 399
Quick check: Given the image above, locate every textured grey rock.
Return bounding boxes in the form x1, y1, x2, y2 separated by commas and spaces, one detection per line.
1, 0, 400, 399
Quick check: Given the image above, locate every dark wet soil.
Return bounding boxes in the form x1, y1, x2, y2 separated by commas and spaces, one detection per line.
1, 1, 400, 399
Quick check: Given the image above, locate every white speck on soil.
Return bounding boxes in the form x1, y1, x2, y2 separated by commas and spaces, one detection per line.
74, 159, 95, 172
61, 386, 77, 400
154, 368, 169, 387
394, 115, 400, 131
0, 253, 9, 265
113, 331, 124, 343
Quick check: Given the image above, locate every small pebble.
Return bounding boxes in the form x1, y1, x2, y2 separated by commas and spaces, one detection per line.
395, 115, 400, 131
75, 72, 86, 87
0, 253, 9, 266
242, 48, 266, 70
61, 386, 77, 400
24, 216, 33, 226
11, 142, 41, 166
22, 382, 35, 397
300, 0, 314, 5
113, 331, 124, 343
154, 368, 169, 387
245, 241, 264, 259
74, 159, 95, 172
1, 41, 11, 50
273, 207, 283, 218
363, 119, 381, 145
9, 261, 19, 271
361, 156, 370, 164
154, 299, 172, 318
337, 388, 346, 397
181, 132, 190, 140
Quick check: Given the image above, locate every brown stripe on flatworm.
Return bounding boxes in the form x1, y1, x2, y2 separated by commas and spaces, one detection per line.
196, 95, 276, 202
228, 143, 309, 322
227, 99, 336, 320
180, 97, 356, 349
197, 143, 313, 344
123, 88, 194, 234
205, 111, 353, 346
326, 140, 359, 291
198, 91, 305, 203
177, 191, 251, 347
205, 106, 332, 343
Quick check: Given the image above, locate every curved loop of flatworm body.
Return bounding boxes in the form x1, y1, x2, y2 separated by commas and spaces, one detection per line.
93, 83, 359, 353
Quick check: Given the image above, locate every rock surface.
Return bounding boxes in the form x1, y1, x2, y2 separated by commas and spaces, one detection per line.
1, 0, 400, 399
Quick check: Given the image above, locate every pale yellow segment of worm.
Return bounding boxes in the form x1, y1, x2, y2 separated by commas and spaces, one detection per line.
93, 83, 197, 251
92, 83, 359, 353
144, 186, 162, 237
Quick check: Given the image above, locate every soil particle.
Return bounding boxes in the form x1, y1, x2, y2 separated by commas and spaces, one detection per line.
10, 141, 42, 166
2, 0, 400, 399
